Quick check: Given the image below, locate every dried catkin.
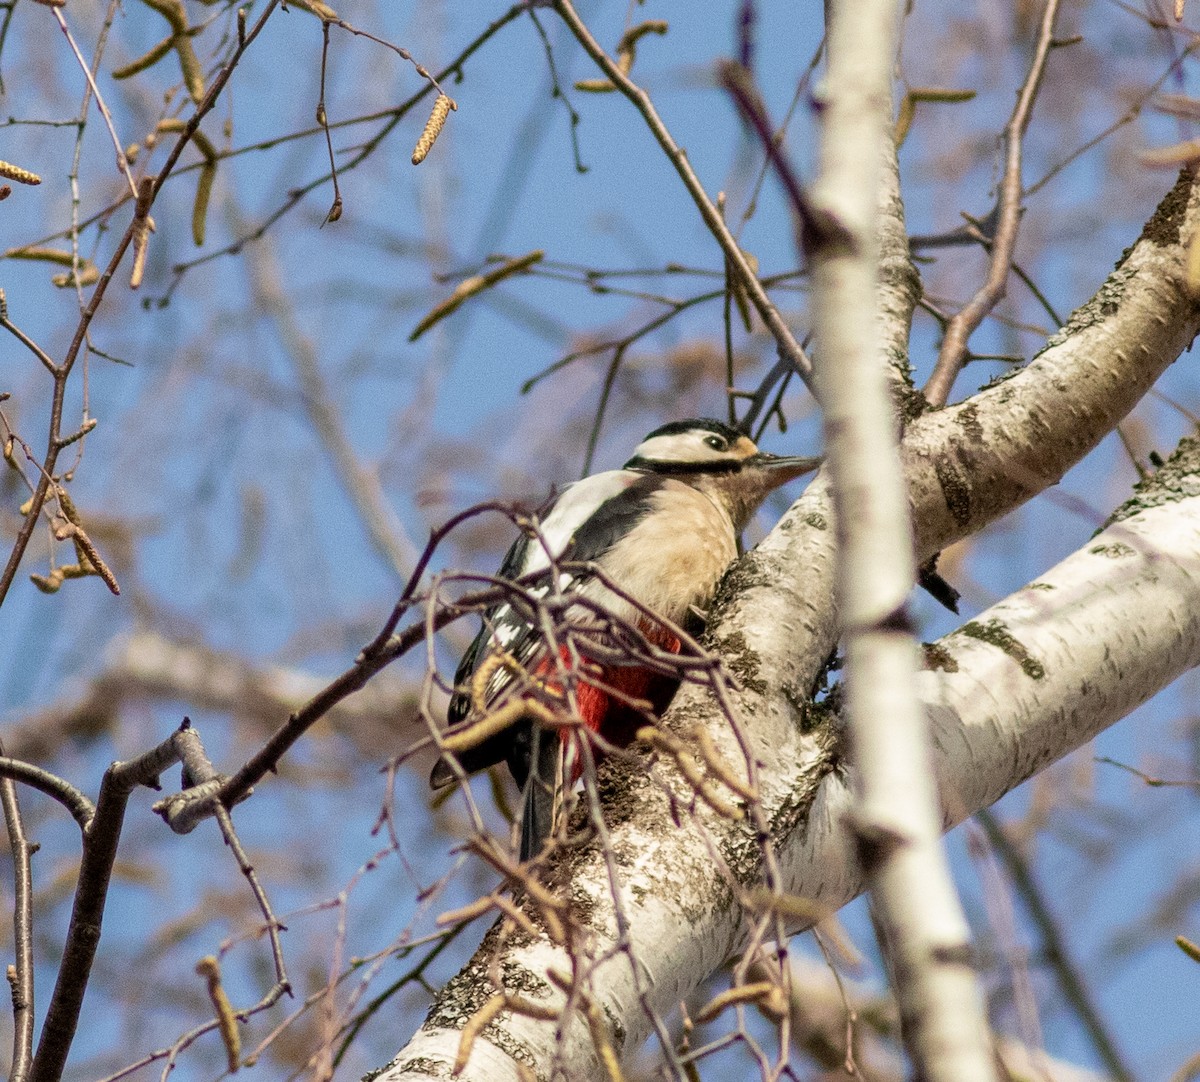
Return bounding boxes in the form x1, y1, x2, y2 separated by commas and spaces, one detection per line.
412, 94, 455, 165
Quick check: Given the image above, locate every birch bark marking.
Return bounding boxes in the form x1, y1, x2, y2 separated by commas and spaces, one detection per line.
787, 447, 1200, 928
807, 0, 997, 1079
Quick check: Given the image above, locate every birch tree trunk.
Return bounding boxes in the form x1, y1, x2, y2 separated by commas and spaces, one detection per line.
373, 167, 1200, 1081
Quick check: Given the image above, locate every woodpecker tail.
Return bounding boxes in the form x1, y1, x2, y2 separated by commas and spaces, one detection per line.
519, 723, 562, 861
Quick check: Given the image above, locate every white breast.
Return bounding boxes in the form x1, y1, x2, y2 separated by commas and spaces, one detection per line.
587, 480, 737, 624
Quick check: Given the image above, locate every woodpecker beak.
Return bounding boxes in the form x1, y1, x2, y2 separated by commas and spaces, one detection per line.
745, 452, 821, 490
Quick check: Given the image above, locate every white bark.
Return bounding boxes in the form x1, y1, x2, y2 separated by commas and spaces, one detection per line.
380, 460, 1200, 1080
808, 0, 995, 1076
375, 170, 1200, 1080
792, 450, 1200, 905
374, 465, 1200, 1082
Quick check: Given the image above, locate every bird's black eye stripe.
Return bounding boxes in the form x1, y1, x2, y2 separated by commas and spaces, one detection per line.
626, 457, 743, 475
704, 434, 727, 451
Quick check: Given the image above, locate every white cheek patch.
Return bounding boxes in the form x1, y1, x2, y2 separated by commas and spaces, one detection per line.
630, 432, 728, 464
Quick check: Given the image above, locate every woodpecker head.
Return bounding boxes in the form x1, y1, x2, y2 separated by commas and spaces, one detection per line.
624, 418, 818, 531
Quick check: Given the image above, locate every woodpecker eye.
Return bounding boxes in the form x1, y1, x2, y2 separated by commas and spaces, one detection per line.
704, 434, 728, 451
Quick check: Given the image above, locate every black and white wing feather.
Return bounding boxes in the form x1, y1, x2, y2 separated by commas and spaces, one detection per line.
432, 470, 659, 786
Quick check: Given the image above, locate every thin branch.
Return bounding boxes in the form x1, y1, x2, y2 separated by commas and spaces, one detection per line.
0, 291, 59, 374
736, 41, 824, 236
316, 19, 343, 224
923, 0, 1062, 407
164, 726, 292, 1002
1, 767, 34, 1082
96, 974, 291, 1082
551, 0, 814, 390
520, 268, 804, 395
0, 757, 95, 831
975, 810, 1135, 1082
215, 803, 291, 997
1026, 41, 1198, 200
0, 0, 283, 611
161, 1, 532, 299
216, 588, 476, 809
718, 59, 822, 250
51, 4, 137, 200
527, 6, 587, 174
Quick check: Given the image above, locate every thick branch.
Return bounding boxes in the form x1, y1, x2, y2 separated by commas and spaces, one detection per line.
30, 727, 210, 1082
386, 453, 1200, 1080
797, 439, 1200, 914
380, 167, 1200, 1079
808, 0, 995, 1077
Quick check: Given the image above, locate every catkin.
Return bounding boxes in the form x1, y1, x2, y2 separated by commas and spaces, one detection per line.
411, 94, 455, 165
196, 956, 240, 1073
0, 162, 41, 186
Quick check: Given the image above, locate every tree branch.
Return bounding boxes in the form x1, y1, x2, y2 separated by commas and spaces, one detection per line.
0, 758, 95, 832
807, 0, 995, 1077
0, 0, 282, 610
30, 725, 220, 1082
383, 438, 1200, 1079
378, 166, 1200, 1079
1, 770, 34, 1082
924, 0, 1062, 406
552, 0, 814, 390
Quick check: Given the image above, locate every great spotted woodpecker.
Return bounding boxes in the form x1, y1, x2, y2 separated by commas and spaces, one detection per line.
430, 418, 818, 860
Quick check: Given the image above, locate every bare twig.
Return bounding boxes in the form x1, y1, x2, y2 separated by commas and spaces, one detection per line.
1096, 755, 1200, 788
317, 19, 343, 223
718, 60, 822, 250
976, 810, 1136, 1082
130, 787, 297, 1077
551, 0, 814, 390
215, 583, 485, 810
0, 290, 58, 374
214, 803, 291, 998
923, 0, 1062, 407
97, 977, 292, 1082
0, 0, 283, 611
51, 4, 137, 199
1, 762, 35, 1082
527, 6, 587, 174
162, 2, 532, 298
0, 757, 95, 831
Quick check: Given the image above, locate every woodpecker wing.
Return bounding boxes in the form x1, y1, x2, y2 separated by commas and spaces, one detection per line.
444, 528, 535, 728
434, 471, 660, 788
